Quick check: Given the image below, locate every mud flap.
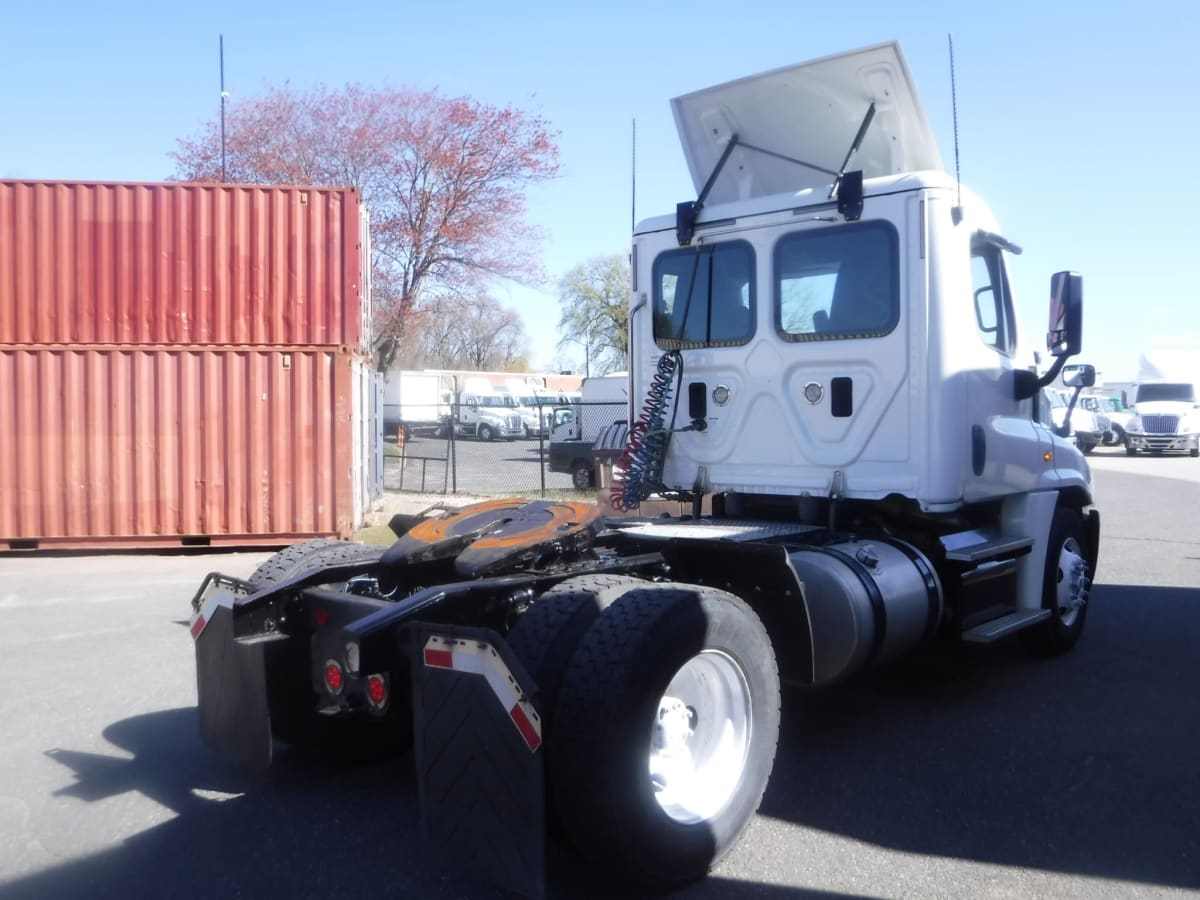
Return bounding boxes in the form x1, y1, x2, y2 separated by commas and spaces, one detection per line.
193, 597, 273, 771
412, 624, 545, 900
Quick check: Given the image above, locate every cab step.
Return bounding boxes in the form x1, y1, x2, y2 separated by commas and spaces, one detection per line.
942, 532, 1034, 564
961, 609, 1051, 643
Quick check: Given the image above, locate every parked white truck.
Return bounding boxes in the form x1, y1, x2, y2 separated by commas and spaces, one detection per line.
451, 379, 525, 441
1124, 350, 1200, 456
548, 372, 629, 487
381, 371, 450, 440
191, 43, 1098, 897
502, 378, 556, 438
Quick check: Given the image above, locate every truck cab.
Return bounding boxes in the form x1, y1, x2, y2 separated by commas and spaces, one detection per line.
1125, 352, 1200, 455
452, 389, 524, 441
628, 46, 1089, 517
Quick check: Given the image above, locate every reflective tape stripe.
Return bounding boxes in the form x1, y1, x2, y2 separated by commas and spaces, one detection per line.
422, 635, 543, 752
190, 592, 234, 642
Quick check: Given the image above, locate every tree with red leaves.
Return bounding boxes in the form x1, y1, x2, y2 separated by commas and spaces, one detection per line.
171, 83, 559, 370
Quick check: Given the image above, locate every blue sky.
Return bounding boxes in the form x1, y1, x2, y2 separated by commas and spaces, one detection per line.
4, 1, 1197, 381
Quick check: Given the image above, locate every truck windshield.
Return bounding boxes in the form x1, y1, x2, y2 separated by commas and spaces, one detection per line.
1136, 383, 1195, 403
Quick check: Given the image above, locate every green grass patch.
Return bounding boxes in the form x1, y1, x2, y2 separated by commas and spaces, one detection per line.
354, 524, 397, 546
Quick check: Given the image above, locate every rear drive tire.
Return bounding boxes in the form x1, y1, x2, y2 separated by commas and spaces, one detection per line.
1022, 507, 1091, 655
507, 574, 645, 720
250, 540, 411, 760
247, 539, 376, 589
548, 584, 780, 886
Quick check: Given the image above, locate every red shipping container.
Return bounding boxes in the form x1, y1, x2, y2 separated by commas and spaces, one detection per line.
0, 180, 368, 348
0, 346, 370, 549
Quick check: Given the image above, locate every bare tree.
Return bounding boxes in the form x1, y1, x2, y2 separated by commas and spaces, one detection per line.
172, 83, 559, 370
407, 294, 530, 370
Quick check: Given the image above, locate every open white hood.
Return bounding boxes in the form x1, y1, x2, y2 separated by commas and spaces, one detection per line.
671, 42, 943, 205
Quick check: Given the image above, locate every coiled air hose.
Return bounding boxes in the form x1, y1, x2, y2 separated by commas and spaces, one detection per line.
610, 351, 682, 511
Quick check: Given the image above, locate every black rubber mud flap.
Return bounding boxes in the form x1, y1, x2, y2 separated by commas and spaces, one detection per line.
193, 597, 273, 771
412, 624, 545, 900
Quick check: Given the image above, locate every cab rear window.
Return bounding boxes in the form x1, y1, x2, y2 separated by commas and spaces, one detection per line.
652, 241, 755, 349
774, 222, 898, 341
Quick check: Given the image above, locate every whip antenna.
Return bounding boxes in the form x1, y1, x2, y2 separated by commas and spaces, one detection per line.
631, 118, 637, 233
948, 33, 963, 223
220, 35, 229, 182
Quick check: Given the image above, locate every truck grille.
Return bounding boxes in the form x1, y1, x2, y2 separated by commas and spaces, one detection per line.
506, 414, 522, 430
1141, 414, 1180, 434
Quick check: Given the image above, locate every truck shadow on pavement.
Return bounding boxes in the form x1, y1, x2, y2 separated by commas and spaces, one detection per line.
11, 583, 1199, 899
762, 582, 1200, 893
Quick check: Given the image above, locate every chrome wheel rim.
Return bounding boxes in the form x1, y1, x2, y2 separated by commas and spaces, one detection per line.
649, 650, 752, 824
1055, 535, 1089, 627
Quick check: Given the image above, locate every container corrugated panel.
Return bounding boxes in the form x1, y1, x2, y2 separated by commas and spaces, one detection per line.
0, 346, 357, 548
0, 180, 364, 348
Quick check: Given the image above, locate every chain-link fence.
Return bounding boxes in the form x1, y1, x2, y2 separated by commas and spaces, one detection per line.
382, 399, 628, 498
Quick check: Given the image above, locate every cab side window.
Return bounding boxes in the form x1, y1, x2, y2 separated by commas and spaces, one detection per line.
971, 240, 1016, 354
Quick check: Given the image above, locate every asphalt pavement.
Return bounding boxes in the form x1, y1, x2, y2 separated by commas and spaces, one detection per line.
0, 452, 1197, 899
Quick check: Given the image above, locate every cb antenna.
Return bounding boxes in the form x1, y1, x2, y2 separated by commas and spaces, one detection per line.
631, 118, 637, 233
220, 34, 229, 182
948, 33, 963, 224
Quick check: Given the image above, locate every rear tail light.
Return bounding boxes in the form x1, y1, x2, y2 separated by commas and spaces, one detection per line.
365, 673, 389, 712
323, 659, 344, 695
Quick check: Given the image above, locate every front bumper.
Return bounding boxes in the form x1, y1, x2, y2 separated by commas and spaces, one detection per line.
1126, 432, 1200, 452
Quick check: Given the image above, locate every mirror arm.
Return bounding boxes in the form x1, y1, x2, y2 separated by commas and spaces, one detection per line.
1058, 383, 1086, 438
1014, 355, 1068, 401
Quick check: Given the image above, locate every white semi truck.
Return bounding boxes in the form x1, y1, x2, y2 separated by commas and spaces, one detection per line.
450, 378, 525, 441
1124, 350, 1200, 456
190, 42, 1099, 897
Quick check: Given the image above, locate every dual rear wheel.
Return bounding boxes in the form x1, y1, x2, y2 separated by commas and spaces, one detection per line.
509, 576, 781, 886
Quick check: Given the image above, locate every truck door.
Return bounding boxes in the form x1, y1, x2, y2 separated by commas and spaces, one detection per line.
963, 233, 1042, 500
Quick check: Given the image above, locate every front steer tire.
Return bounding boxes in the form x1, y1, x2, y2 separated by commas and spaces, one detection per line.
1021, 507, 1091, 656
547, 584, 780, 886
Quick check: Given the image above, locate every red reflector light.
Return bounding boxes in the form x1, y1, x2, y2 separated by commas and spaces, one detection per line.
366, 674, 387, 708
314, 607, 329, 627
424, 648, 453, 669
324, 660, 344, 694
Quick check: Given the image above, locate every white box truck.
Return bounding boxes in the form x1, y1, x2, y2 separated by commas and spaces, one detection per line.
548, 372, 629, 487
381, 371, 450, 440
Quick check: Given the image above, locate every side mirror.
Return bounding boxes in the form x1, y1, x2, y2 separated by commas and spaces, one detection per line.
1047, 271, 1083, 357
1063, 363, 1096, 389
